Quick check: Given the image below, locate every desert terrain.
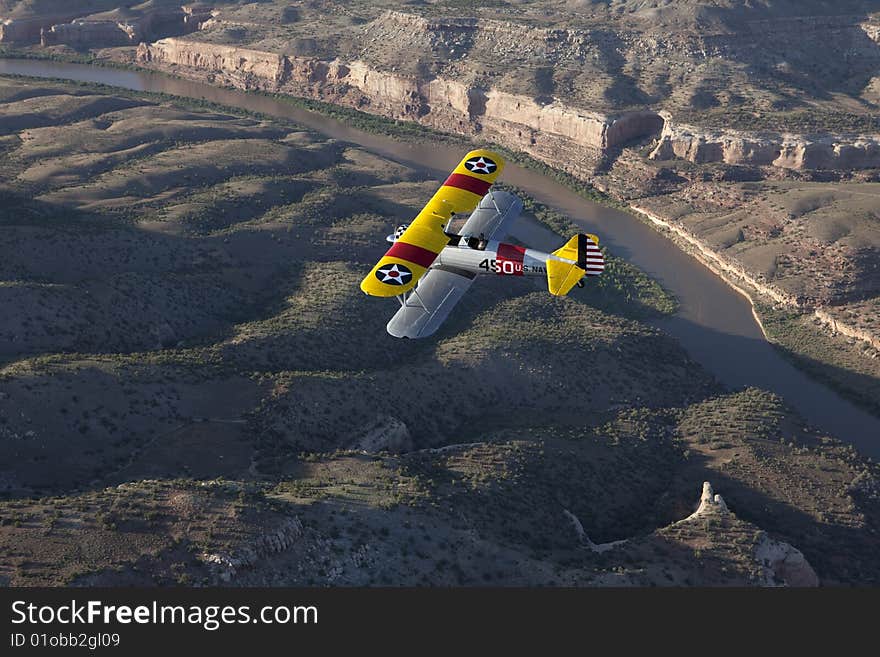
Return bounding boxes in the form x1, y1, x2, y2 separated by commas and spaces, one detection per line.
2, 0, 878, 415
0, 74, 878, 586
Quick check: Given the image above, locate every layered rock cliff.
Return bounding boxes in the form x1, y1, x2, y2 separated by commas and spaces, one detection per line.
14, 5, 880, 174
138, 38, 288, 85
650, 113, 880, 170
136, 37, 662, 176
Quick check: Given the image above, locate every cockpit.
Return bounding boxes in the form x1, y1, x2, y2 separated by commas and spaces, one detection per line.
446, 233, 489, 250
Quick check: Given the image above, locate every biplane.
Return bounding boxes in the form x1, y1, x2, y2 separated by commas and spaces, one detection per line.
360, 149, 605, 338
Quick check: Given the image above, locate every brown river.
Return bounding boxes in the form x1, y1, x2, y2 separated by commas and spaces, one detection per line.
1, 58, 878, 457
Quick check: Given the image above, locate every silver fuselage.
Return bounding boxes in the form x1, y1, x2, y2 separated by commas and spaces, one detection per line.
434, 239, 572, 277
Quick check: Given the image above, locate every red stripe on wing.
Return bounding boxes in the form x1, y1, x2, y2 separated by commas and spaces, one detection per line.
386, 241, 439, 269
443, 173, 492, 197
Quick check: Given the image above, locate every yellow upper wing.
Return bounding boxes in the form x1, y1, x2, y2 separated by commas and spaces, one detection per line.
360, 149, 505, 297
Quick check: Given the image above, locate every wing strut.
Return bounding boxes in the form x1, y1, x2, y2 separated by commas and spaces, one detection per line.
412, 287, 429, 312
395, 287, 429, 312
487, 190, 502, 214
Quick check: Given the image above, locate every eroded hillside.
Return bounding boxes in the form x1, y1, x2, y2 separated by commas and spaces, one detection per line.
1, 76, 878, 586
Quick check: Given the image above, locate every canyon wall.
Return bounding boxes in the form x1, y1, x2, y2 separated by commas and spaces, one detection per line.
11, 8, 880, 174
138, 38, 289, 85
136, 30, 880, 175
650, 113, 880, 170
41, 20, 139, 48
136, 37, 661, 176
1, 13, 84, 44
632, 203, 880, 354
630, 204, 800, 308
1, 5, 213, 49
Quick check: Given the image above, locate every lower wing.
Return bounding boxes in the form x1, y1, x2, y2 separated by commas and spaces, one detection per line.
385, 266, 475, 338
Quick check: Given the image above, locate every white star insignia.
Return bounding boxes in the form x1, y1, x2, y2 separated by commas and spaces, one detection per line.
465, 156, 497, 174
376, 263, 412, 285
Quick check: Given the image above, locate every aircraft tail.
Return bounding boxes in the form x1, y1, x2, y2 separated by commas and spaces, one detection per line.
547, 233, 603, 296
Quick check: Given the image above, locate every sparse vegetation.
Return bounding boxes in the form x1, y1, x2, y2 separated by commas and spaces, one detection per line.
1, 70, 878, 588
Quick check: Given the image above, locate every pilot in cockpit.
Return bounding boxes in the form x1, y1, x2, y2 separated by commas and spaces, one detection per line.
458, 233, 488, 250
459, 234, 476, 249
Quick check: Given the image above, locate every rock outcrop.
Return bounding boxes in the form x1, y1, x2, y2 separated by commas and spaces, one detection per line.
352, 415, 413, 453
200, 515, 304, 583
650, 113, 880, 170
685, 481, 730, 520
755, 533, 820, 587
680, 482, 819, 587
862, 20, 880, 45
571, 482, 820, 586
